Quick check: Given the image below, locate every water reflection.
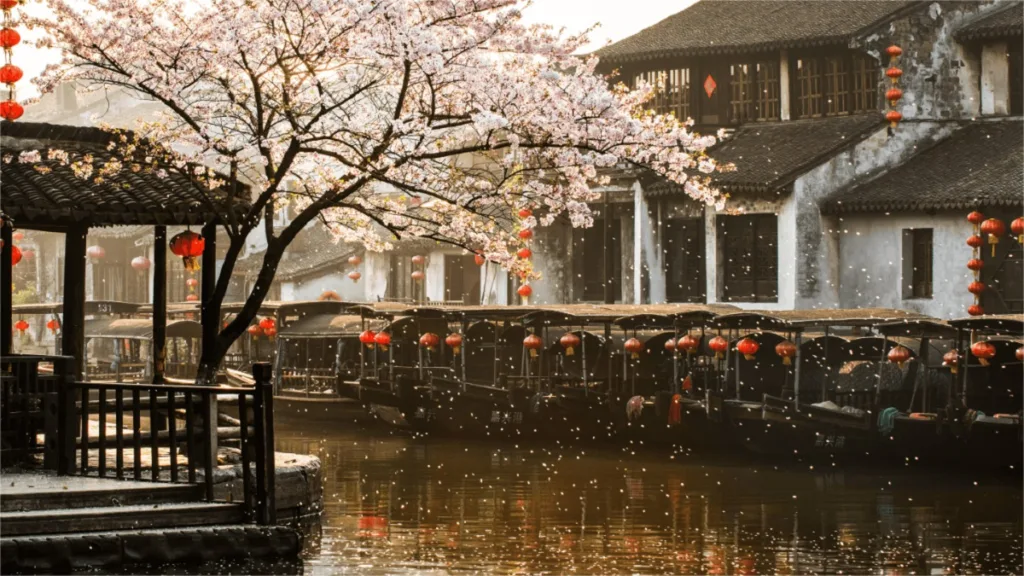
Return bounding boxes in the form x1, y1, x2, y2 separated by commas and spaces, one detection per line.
278, 425, 1022, 575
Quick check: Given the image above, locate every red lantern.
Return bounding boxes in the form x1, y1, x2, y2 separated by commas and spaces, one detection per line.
11, 231, 23, 242
971, 340, 996, 366
886, 88, 903, 105
624, 337, 643, 359
169, 231, 205, 271
517, 247, 532, 260
887, 345, 911, 368
980, 218, 1005, 256
263, 326, 277, 339
1011, 217, 1024, 244
0, 64, 22, 84
523, 333, 543, 358
185, 293, 199, 302
518, 208, 533, 219
86, 245, 106, 260
247, 324, 262, 338
518, 229, 534, 240
968, 303, 985, 316
968, 281, 986, 295
775, 340, 797, 365
131, 256, 151, 272
411, 270, 425, 281
678, 334, 699, 355
19, 248, 32, 260
967, 235, 984, 249
885, 45, 903, 58
348, 270, 361, 282
9, 244, 20, 266
0, 28, 18, 49
967, 211, 985, 226
885, 110, 902, 127
186, 277, 199, 290
319, 290, 342, 301
967, 258, 984, 272
885, 67, 903, 80
560, 332, 581, 356
664, 338, 677, 353
411, 255, 425, 265
1016, 347, 1023, 362
419, 332, 439, 351
46, 319, 59, 334
736, 337, 760, 360
359, 330, 376, 350
0, 100, 23, 121
446, 333, 463, 355
474, 253, 486, 266
708, 335, 728, 359
259, 317, 276, 331
517, 284, 532, 304
348, 255, 362, 267
0, 1, 19, 11
943, 349, 959, 374
14, 319, 28, 334
374, 331, 391, 351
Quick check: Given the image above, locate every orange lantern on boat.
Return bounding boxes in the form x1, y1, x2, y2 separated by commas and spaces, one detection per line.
523, 333, 543, 358
624, 337, 643, 359
980, 218, 1005, 257
968, 304, 985, 316
10, 244, 20, 266
708, 335, 728, 359
46, 319, 59, 334
247, 324, 262, 338
359, 330, 376, 350
14, 319, 28, 336
971, 340, 996, 366
259, 317, 276, 332
263, 326, 277, 340
446, 333, 463, 355
560, 332, 580, 356
775, 340, 797, 365
678, 334, 699, 355
943, 349, 959, 374
1012, 217, 1024, 244
1016, 347, 1023, 362
664, 338, 677, 353
185, 293, 199, 302
374, 331, 391, 351
419, 332, 439, 352
736, 337, 759, 360
887, 345, 911, 368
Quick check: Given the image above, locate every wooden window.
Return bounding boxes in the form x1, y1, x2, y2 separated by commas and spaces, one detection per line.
572, 212, 622, 302
851, 54, 879, 113
824, 56, 850, 115
634, 67, 691, 121
904, 229, 933, 299
795, 57, 823, 118
719, 214, 777, 303
1010, 43, 1023, 116
757, 61, 780, 120
729, 61, 779, 123
663, 218, 705, 303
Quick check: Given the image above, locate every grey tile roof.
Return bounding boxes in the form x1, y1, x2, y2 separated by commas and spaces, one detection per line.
956, 2, 1023, 41
821, 119, 1024, 214
596, 0, 917, 63
646, 115, 884, 196
0, 122, 250, 230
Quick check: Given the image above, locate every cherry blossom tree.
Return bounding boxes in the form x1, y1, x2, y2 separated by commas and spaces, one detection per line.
28, 0, 727, 382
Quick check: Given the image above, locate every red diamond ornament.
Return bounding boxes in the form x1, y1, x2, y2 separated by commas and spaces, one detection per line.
703, 74, 717, 98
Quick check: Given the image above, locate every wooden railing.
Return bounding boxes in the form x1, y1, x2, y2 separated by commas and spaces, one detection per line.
1, 355, 277, 525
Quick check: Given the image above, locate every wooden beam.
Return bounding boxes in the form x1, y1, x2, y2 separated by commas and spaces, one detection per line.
152, 226, 167, 384
1, 221, 12, 357
62, 225, 88, 380
200, 223, 218, 383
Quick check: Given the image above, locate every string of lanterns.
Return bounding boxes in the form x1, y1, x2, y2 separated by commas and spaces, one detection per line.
247, 317, 276, 339
516, 206, 534, 304
347, 254, 361, 283
0, 0, 23, 121
884, 45, 903, 130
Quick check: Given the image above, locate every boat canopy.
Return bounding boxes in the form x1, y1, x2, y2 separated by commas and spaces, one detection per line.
85, 318, 202, 340
277, 314, 363, 338
948, 314, 1024, 336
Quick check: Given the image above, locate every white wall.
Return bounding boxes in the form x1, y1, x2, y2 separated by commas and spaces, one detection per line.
282, 272, 366, 302
981, 41, 1010, 116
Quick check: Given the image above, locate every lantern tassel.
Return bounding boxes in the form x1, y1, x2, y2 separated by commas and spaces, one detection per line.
378, 344, 388, 352
782, 356, 792, 366
183, 256, 200, 271
565, 346, 574, 356
529, 349, 537, 358
452, 346, 460, 355
743, 353, 754, 361
979, 358, 989, 367
366, 343, 375, 350
990, 236, 998, 257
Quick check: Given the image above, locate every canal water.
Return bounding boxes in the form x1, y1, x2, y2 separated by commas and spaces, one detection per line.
277, 423, 1022, 575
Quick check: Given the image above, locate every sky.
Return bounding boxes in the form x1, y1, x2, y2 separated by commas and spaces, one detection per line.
14, 0, 694, 99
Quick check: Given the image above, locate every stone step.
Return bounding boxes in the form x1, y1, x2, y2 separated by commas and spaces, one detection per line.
0, 501, 245, 537
1, 475, 204, 513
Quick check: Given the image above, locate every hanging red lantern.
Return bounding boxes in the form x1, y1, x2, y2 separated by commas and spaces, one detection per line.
411, 270, 425, 282
980, 218, 1005, 257
523, 333, 543, 358
708, 335, 728, 359
411, 255, 425, 265
967, 211, 985, 227
560, 332, 581, 356
775, 340, 797, 365
0, 63, 22, 84
348, 255, 362, 267
968, 303, 985, 316
664, 338, 677, 353
169, 231, 205, 271
186, 277, 199, 290
1016, 347, 1023, 362
968, 281, 986, 295
624, 337, 643, 359
258, 317, 276, 331
9, 244, 19, 266
185, 293, 199, 302
885, 45, 903, 59
319, 290, 342, 301
374, 331, 391, 351
263, 326, 277, 339
131, 256, 151, 272
736, 337, 760, 361
11, 231, 23, 242
14, 319, 28, 334
967, 258, 984, 272
885, 110, 902, 128
885, 67, 903, 80
942, 349, 959, 374
46, 319, 59, 333
1008, 216, 1024, 244
517, 247, 532, 259
446, 333, 463, 355
359, 329, 376, 350
678, 334, 699, 355
518, 229, 534, 240
474, 253, 486, 266
517, 283, 532, 303
348, 270, 361, 283
887, 345, 911, 368
0, 0, 20, 10
247, 324, 262, 338
0, 28, 18, 49
966, 235, 984, 249
971, 341, 996, 366
885, 88, 903, 105
518, 208, 533, 219
419, 332, 439, 352
86, 245, 106, 260
0, 100, 22, 121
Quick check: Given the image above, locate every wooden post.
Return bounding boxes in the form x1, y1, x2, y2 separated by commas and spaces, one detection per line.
252, 362, 276, 525
201, 223, 218, 383
603, 199, 614, 304
1, 221, 11, 357
62, 225, 88, 380
152, 226, 167, 384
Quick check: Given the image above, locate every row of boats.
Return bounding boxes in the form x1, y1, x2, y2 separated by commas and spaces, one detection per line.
13, 299, 1023, 471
